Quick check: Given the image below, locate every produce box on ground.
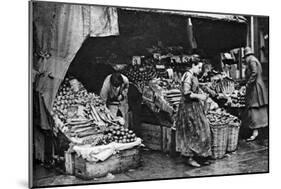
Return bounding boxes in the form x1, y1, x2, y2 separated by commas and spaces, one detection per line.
227, 120, 241, 152
207, 109, 241, 158
139, 123, 175, 153
209, 123, 228, 159
68, 148, 141, 179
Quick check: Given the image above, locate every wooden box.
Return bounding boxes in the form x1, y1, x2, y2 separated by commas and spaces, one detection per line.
65, 151, 75, 175
65, 148, 141, 180
140, 123, 175, 153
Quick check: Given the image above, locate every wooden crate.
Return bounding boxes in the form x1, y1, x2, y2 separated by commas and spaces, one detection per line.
34, 127, 45, 162
65, 151, 75, 175
140, 123, 174, 153
70, 148, 141, 180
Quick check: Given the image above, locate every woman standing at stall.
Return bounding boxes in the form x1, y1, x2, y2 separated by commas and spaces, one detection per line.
176, 59, 212, 167
243, 47, 268, 141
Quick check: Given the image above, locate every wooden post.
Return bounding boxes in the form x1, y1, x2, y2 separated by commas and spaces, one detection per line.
239, 48, 243, 80
169, 116, 177, 157
253, 17, 259, 58
250, 16, 254, 51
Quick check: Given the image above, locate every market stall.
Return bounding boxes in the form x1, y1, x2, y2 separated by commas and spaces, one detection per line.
51, 77, 143, 178
32, 2, 249, 180
120, 52, 245, 159
32, 2, 143, 179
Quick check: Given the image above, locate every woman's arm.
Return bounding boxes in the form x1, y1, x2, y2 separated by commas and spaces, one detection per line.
182, 73, 206, 101
190, 93, 207, 101
117, 75, 130, 101
246, 60, 258, 87
100, 75, 111, 102
200, 85, 217, 98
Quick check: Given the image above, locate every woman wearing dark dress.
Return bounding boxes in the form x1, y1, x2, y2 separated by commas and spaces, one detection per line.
176, 60, 212, 167
243, 47, 268, 141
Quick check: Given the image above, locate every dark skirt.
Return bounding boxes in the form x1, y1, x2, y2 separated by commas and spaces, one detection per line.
176, 98, 212, 157
248, 106, 268, 129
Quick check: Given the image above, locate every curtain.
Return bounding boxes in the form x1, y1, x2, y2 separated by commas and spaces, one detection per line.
32, 2, 119, 130
90, 6, 119, 37
186, 18, 197, 53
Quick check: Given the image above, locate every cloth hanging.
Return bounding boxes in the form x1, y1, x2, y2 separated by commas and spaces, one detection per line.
90, 6, 119, 37
32, 2, 120, 130
186, 18, 197, 51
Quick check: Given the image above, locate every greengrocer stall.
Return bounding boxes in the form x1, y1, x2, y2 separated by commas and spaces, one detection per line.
32, 2, 249, 179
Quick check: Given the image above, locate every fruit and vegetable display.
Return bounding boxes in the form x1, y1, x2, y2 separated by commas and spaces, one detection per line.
51, 77, 139, 146
212, 77, 235, 96
150, 78, 181, 107
121, 60, 160, 93
162, 89, 182, 107
229, 87, 246, 107
207, 109, 240, 125
141, 78, 181, 115
103, 125, 137, 144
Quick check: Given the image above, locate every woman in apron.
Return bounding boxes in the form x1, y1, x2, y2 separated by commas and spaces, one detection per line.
100, 72, 129, 128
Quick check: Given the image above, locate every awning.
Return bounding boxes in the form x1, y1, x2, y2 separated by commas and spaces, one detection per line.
119, 8, 248, 56
121, 7, 247, 24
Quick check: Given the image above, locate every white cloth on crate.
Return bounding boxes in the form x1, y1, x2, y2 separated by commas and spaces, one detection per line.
72, 138, 142, 162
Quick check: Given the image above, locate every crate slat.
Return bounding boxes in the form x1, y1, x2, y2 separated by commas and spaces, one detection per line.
73, 148, 141, 180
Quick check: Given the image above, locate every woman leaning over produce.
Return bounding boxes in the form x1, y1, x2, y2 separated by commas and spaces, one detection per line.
176, 58, 212, 167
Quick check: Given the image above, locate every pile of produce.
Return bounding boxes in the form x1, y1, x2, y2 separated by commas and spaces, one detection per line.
212, 77, 235, 95
156, 78, 180, 91
104, 125, 137, 144
122, 65, 158, 84
207, 109, 240, 125
51, 77, 138, 146
150, 78, 181, 106
121, 61, 159, 92
229, 87, 246, 107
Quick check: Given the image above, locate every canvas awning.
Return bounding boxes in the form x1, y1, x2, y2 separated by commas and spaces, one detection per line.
32, 1, 119, 130
121, 7, 247, 23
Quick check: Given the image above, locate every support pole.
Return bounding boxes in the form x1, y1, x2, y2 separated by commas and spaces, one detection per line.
251, 16, 254, 52
239, 48, 243, 80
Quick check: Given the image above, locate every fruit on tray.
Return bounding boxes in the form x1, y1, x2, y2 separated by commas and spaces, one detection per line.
104, 125, 137, 143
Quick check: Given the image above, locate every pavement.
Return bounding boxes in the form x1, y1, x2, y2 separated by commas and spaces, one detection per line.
33, 139, 269, 188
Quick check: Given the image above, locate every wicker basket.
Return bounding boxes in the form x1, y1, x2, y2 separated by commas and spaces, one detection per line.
209, 123, 228, 159
227, 121, 241, 152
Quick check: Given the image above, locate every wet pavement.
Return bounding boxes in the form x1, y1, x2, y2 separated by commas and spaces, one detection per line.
33, 139, 268, 187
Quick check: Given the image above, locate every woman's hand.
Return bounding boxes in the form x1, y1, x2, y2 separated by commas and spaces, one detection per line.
117, 94, 124, 101
198, 94, 208, 101
216, 93, 225, 99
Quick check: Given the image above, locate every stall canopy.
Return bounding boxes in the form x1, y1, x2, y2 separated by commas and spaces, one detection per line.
66, 8, 248, 95
32, 2, 119, 129
66, 8, 247, 62
118, 8, 248, 56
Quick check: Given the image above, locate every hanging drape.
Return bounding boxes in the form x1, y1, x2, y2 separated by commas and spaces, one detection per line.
186, 17, 197, 52
32, 2, 119, 130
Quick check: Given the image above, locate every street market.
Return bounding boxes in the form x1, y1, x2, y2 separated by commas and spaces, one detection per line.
31, 1, 269, 188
